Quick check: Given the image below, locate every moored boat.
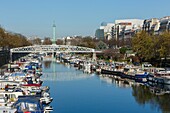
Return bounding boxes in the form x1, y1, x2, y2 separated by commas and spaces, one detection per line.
135, 71, 149, 83
14, 96, 53, 113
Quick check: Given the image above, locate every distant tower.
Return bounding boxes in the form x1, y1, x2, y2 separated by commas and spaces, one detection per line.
52, 22, 56, 45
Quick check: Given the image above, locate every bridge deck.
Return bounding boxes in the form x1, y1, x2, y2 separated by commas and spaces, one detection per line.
10, 45, 102, 53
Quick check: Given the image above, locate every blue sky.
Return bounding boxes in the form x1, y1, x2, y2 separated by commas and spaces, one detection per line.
0, 0, 170, 38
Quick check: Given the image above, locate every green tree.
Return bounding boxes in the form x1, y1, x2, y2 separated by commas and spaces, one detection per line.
132, 31, 155, 61
132, 31, 170, 66
119, 47, 128, 59
119, 47, 127, 54
158, 32, 170, 61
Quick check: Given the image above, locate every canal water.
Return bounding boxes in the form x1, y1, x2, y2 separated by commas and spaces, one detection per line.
42, 61, 170, 113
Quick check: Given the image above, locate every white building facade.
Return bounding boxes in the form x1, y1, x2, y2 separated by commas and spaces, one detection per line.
115, 19, 144, 32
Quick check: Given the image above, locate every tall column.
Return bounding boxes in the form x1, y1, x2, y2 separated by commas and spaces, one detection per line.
52, 22, 56, 45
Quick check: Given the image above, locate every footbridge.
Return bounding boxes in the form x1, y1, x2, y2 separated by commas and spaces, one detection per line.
10, 45, 102, 61
10, 45, 101, 53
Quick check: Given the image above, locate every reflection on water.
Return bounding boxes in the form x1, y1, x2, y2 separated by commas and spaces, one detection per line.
42, 72, 94, 81
99, 75, 170, 113
99, 75, 134, 88
44, 61, 52, 68
132, 84, 170, 113
148, 82, 170, 95
42, 61, 94, 81
42, 61, 170, 113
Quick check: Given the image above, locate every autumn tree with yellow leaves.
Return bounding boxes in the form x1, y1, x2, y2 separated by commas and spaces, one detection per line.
132, 31, 170, 65
0, 27, 31, 48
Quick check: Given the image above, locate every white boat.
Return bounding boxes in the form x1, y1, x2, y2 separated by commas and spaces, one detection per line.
44, 106, 53, 112
152, 70, 170, 84
40, 96, 53, 105
0, 91, 24, 103
83, 61, 92, 73
0, 106, 17, 113
162, 76, 170, 84
8, 72, 26, 82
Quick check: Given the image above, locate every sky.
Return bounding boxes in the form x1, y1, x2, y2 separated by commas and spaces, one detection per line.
0, 0, 170, 38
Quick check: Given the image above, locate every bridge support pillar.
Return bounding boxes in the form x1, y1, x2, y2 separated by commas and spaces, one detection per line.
51, 52, 54, 60
92, 52, 96, 61
52, 52, 56, 59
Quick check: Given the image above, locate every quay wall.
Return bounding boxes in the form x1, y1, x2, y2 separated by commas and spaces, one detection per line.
0, 48, 10, 67
0, 48, 28, 67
